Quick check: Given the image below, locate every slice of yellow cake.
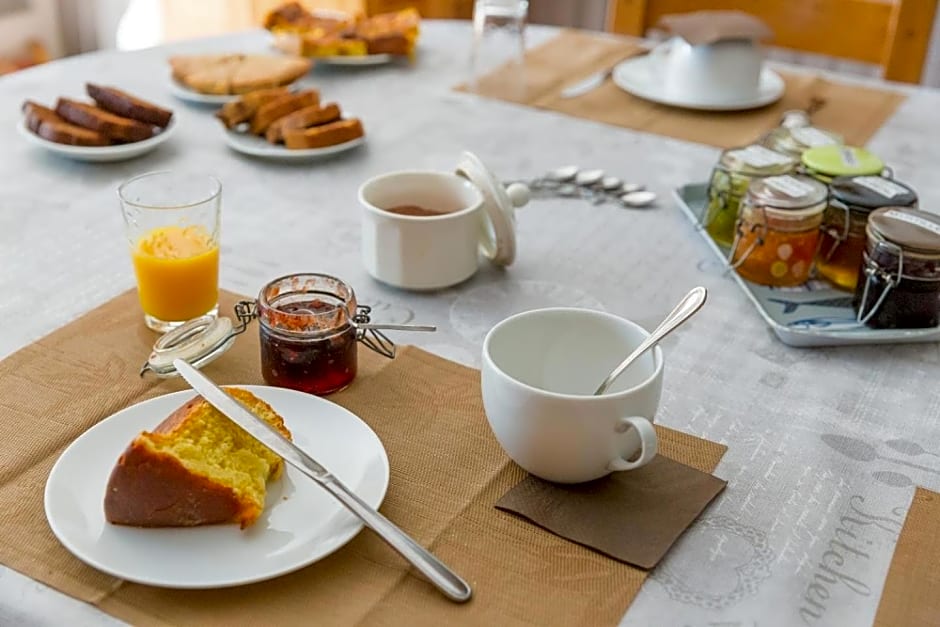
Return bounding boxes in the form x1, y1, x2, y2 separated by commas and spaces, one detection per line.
104, 388, 292, 529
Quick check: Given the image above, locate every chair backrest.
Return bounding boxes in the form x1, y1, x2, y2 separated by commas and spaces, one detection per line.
605, 0, 938, 84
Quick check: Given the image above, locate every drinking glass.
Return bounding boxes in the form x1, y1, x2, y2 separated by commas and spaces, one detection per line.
470, 0, 529, 94
119, 171, 222, 332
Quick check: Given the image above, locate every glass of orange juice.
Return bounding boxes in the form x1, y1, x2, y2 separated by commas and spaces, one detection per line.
119, 171, 222, 332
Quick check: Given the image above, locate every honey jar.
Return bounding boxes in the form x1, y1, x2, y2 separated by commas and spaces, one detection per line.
817, 175, 918, 291
704, 145, 798, 247
854, 208, 940, 329
729, 175, 828, 287
801, 145, 885, 183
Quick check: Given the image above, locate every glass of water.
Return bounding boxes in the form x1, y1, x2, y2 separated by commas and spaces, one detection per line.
470, 0, 529, 94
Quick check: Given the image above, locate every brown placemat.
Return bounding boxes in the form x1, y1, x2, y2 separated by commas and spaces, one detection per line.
496, 455, 726, 569
873, 487, 940, 627
458, 30, 906, 149
0, 289, 727, 626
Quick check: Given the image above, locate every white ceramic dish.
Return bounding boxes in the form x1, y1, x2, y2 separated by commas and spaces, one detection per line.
18, 116, 178, 163
317, 53, 392, 66
612, 55, 785, 111
168, 77, 240, 105
44, 385, 389, 588
223, 124, 365, 161
168, 77, 306, 105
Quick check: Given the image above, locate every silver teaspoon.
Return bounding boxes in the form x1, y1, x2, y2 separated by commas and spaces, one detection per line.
594, 287, 707, 395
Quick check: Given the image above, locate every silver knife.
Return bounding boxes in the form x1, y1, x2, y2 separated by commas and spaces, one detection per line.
173, 359, 472, 603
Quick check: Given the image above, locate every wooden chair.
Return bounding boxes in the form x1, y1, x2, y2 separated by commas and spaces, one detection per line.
253, 0, 473, 18
605, 0, 939, 83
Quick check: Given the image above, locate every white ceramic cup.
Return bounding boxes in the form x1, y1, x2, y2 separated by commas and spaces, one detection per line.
359, 171, 485, 290
481, 308, 663, 484
654, 36, 763, 104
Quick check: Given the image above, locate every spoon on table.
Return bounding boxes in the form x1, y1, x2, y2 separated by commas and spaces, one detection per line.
594, 286, 707, 396
884, 438, 940, 459
820, 434, 940, 475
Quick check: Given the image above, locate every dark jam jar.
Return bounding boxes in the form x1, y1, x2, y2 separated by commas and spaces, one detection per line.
257, 273, 358, 395
854, 208, 940, 329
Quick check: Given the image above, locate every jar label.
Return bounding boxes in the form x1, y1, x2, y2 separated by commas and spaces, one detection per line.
883, 209, 940, 236
839, 147, 860, 167
732, 145, 792, 169
855, 176, 906, 199
766, 175, 815, 198
792, 127, 838, 147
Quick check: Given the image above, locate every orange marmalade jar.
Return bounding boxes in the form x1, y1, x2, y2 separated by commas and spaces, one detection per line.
729, 175, 828, 287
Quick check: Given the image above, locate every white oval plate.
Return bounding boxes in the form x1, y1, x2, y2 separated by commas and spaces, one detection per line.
168, 77, 239, 105
223, 125, 365, 161
44, 385, 389, 588
18, 115, 178, 163
611, 55, 785, 111
317, 53, 392, 66
168, 77, 307, 106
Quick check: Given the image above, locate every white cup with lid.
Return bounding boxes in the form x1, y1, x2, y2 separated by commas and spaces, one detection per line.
359, 152, 529, 290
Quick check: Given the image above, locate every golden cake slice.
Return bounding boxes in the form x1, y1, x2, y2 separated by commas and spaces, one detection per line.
104, 388, 292, 529
265, 102, 341, 143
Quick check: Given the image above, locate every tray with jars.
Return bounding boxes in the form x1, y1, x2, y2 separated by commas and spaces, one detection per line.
674, 181, 940, 347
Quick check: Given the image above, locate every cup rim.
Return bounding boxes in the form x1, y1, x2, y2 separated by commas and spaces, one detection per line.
358, 170, 484, 222
482, 307, 664, 400
118, 170, 222, 210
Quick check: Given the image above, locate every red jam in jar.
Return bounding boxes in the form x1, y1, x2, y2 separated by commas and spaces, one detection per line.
257, 273, 358, 395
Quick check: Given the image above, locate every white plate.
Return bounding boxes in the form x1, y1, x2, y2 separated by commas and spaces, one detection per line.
167, 77, 240, 105
317, 53, 392, 66
223, 124, 365, 161
611, 55, 785, 111
44, 385, 389, 588
18, 115, 178, 163
168, 77, 307, 106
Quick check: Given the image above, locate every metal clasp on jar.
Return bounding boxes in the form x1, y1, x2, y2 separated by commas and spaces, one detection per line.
140, 299, 435, 377
855, 241, 905, 324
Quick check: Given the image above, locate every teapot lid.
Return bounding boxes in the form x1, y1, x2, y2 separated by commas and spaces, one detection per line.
455, 151, 529, 267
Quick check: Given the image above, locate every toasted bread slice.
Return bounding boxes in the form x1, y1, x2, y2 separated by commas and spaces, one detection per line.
55, 98, 153, 142
249, 90, 319, 135
230, 56, 311, 94
179, 56, 244, 95
22, 101, 110, 146
86, 84, 173, 127
215, 87, 289, 129
169, 54, 240, 83
265, 102, 340, 143
283, 117, 363, 150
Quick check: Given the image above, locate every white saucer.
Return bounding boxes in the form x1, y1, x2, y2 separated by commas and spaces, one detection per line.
223, 123, 365, 161
44, 385, 389, 588
611, 55, 785, 111
18, 115, 178, 163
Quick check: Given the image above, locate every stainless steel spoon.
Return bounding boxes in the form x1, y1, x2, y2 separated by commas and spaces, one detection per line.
594, 287, 707, 395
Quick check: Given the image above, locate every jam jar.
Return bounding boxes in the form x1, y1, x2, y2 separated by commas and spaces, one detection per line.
704, 145, 798, 247
854, 207, 940, 329
257, 273, 359, 395
761, 112, 843, 159
729, 175, 828, 287
816, 175, 918, 291
801, 145, 885, 183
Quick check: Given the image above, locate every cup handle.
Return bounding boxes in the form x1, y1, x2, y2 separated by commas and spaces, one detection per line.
606, 416, 658, 472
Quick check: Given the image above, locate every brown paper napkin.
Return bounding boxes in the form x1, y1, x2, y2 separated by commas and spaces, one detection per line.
496, 455, 726, 569
874, 487, 940, 627
458, 30, 906, 149
0, 289, 728, 626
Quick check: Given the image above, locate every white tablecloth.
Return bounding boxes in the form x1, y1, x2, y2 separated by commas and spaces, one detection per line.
2, 20, 940, 627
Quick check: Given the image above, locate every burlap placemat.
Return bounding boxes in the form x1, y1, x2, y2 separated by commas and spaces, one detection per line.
458, 30, 906, 149
874, 487, 940, 627
0, 289, 727, 626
